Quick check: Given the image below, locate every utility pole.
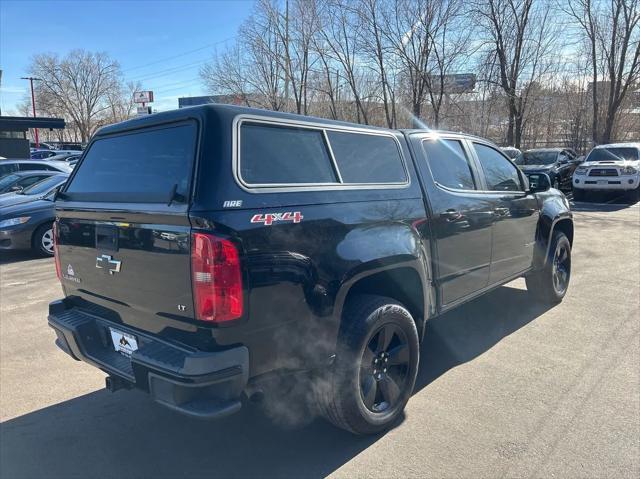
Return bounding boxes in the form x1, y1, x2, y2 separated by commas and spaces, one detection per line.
20, 76, 42, 148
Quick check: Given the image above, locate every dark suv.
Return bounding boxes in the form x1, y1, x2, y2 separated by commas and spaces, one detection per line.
48, 105, 573, 434
514, 148, 580, 191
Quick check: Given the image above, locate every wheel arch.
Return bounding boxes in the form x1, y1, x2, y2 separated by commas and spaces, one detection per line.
337, 264, 430, 340
534, 215, 574, 268
30, 218, 55, 249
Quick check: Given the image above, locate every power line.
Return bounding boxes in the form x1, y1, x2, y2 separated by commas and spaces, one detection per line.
126, 58, 209, 83
122, 36, 236, 74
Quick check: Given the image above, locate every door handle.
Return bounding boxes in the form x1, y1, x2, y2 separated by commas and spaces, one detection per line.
494, 207, 510, 217
443, 209, 462, 221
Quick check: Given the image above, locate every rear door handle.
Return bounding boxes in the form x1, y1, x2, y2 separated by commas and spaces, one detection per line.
494, 207, 510, 217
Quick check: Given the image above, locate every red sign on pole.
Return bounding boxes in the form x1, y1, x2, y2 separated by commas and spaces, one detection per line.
134, 91, 154, 103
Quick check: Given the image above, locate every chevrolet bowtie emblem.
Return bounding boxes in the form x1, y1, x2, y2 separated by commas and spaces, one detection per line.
96, 254, 122, 275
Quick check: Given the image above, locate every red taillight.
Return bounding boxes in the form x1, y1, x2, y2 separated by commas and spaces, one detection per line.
191, 232, 243, 323
53, 221, 61, 281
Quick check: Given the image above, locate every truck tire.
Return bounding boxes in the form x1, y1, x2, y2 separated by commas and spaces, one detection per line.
526, 231, 571, 304
33, 223, 54, 257
317, 295, 419, 435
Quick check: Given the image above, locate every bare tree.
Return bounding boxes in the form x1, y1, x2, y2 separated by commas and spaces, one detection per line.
358, 0, 398, 128
474, 0, 557, 147
28, 50, 122, 142
201, 9, 288, 111
318, 0, 370, 123
105, 81, 142, 125
565, 0, 640, 144
260, 0, 320, 114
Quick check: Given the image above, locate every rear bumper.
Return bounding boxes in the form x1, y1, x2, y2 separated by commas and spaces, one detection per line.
48, 299, 249, 419
573, 176, 639, 191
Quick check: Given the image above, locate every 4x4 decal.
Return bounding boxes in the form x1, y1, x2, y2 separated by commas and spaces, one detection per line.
250, 212, 303, 226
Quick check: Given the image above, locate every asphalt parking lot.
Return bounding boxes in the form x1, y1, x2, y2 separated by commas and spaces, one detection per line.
1, 199, 639, 479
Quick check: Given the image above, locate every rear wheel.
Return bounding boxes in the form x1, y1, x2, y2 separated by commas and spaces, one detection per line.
526, 231, 571, 303
317, 295, 419, 435
33, 223, 54, 256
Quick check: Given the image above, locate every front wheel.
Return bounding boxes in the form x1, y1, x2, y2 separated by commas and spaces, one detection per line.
33, 223, 54, 256
526, 231, 571, 303
317, 295, 419, 435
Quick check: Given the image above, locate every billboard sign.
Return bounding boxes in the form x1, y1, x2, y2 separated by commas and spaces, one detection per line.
427, 73, 476, 94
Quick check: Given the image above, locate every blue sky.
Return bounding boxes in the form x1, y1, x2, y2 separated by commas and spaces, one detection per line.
0, 0, 254, 114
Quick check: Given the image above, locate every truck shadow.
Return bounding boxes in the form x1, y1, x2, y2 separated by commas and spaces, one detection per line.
415, 284, 550, 392
0, 284, 551, 479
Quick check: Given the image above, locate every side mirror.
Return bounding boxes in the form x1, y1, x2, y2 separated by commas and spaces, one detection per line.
10, 185, 23, 192
527, 173, 551, 193
558, 157, 569, 165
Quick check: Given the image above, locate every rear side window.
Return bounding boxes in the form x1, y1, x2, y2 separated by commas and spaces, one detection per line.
65, 123, 197, 203
474, 143, 522, 192
20, 163, 56, 171
422, 139, 476, 190
327, 131, 406, 183
0, 163, 18, 176
241, 123, 337, 184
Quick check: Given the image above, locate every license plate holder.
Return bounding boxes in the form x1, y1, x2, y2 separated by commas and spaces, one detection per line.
597, 180, 607, 185
109, 328, 138, 357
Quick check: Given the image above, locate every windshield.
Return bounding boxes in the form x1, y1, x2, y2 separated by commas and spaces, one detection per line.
0, 174, 20, 188
20, 175, 66, 195
586, 147, 638, 162
514, 151, 557, 165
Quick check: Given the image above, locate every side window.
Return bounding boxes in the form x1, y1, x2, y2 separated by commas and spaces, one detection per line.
19, 164, 46, 171
240, 123, 337, 185
18, 175, 47, 187
474, 143, 522, 192
422, 139, 476, 190
326, 131, 406, 183
0, 164, 18, 176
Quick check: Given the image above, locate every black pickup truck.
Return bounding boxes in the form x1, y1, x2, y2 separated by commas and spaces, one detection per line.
48, 105, 573, 434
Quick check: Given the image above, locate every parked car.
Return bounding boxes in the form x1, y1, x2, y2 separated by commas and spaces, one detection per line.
30, 142, 53, 150
514, 148, 580, 191
66, 155, 81, 167
0, 174, 68, 256
41, 152, 82, 163
501, 146, 521, 160
30, 150, 58, 160
48, 105, 573, 435
572, 143, 640, 201
0, 171, 59, 194
0, 160, 73, 178
31, 150, 79, 161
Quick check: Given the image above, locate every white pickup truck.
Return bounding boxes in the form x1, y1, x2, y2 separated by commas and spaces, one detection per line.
572, 143, 640, 201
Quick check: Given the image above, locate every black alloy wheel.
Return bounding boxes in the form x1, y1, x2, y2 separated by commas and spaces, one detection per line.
359, 323, 410, 413
551, 239, 570, 296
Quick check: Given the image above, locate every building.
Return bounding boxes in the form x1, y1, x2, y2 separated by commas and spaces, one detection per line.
0, 116, 65, 158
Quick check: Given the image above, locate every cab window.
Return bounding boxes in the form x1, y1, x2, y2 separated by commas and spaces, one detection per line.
422, 139, 477, 190
473, 143, 522, 192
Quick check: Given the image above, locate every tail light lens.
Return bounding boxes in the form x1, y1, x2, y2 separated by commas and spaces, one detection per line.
53, 221, 61, 281
191, 232, 243, 323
